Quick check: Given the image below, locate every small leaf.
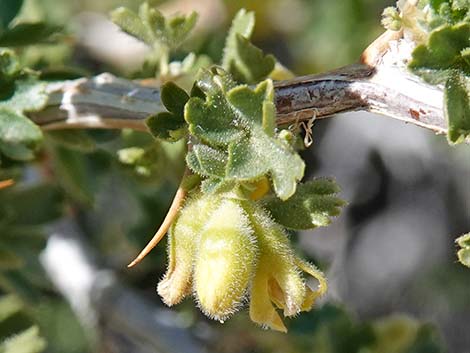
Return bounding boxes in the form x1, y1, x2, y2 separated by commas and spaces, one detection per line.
444, 71, 470, 144
0, 23, 61, 47
147, 112, 186, 142
227, 35, 276, 84
146, 82, 189, 141
185, 72, 245, 146
161, 82, 190, 116
0, 0, 23, 31
0, 79, 48, 113
185, 69, 304, 199
263, 179, 346, 230
110, 7, 154, 45
111, 2, 197, 49
409, 23, 470, 75
46, 130, 96, 153
186, 144, 227, 177
222, 9, 275, 84
0, 109, 42, 161
222, 9, 255, 69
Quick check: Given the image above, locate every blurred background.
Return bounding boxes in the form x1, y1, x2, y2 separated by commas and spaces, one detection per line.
0, 0, 469, 352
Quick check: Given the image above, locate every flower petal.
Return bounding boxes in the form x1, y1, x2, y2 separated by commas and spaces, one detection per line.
250, 265, 287, 333
247, 202, 306, 316
295, 257, 327, 311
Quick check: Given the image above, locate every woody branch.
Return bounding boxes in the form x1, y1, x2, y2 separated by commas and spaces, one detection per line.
29, 31, 446, 136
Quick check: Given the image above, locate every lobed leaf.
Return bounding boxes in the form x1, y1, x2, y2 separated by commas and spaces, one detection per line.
409, 23, 470, 79
111, 7, 154, 45
111, 2, 197, 49
222, 9, 275, 84
146, 82, 189, 142
186, 144, 227, 178
147, 112, 186, 142
263, 179, 346, 230
185, 69, 304, 200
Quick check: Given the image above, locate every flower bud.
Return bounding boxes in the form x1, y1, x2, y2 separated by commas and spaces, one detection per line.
193, 199, 258, 321
246, 202, 327, 332
157, 194, 220, 306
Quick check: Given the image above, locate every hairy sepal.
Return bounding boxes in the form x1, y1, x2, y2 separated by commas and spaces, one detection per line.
193, 198, 258, 320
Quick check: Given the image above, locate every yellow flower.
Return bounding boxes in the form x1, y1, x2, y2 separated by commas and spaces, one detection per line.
157, 193, 327, 332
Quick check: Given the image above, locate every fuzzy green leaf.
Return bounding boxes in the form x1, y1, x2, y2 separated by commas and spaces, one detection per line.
110, 7, 154, 45
0, 79, 48, 113
186, 69, 304, 200
222, 9, 275, 84
0, 0, 23, 31
222, 9, 255, 69
228, 35, 276, 84
0, 109, 42, 161
185, 70, 244, 146
161, 81, 190, 116
0, 326, 46, 353
111, 2, 197, 49
409, 23, 470, 75
146, 82, 188, 141
147, 112, 186, 142
444, 71, 470, 144
263, 179, 346, 230
226, 81, 304, 200
186, 144, 227, 177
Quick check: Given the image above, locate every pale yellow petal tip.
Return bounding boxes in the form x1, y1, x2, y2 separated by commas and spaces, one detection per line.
157, 276, 191, 306
250, 308, 288, 333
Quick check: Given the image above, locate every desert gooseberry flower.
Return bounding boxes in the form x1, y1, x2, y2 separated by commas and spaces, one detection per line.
157, 192, 327, 332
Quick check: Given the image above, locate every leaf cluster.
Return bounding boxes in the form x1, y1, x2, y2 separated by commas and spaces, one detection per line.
111, 1, 198, 78
143, 9, 344, 230
0, 1, 61, 162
